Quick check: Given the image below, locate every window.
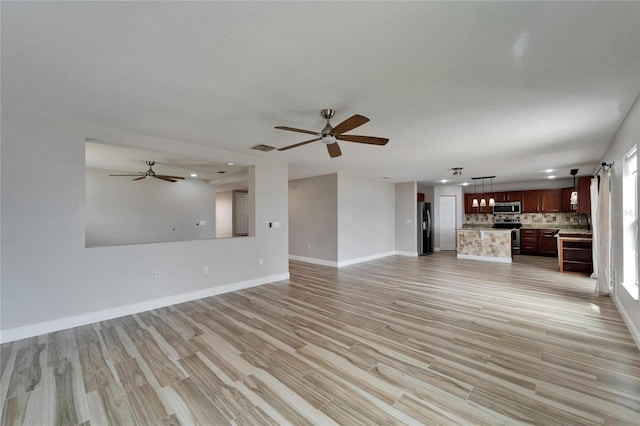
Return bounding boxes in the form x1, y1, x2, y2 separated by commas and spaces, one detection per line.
622, 145, 638, 299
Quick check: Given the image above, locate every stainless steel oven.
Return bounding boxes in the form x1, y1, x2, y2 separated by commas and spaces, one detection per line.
494, 218, 522, 255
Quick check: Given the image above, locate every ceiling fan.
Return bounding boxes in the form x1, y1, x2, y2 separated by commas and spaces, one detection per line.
109, 161, 185, 183
275, 109, 389, 158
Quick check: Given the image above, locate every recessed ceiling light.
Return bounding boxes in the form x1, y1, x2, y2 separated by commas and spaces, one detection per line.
440, 179, 448, 183
544, 169, 554, 173
190, 173, 198, 177
382, 176, 390, 179
227, 162, 235, 166
548, 175, 556, 179
461, 182, 469, 186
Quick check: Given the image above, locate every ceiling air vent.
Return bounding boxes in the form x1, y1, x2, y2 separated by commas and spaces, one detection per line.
251, 144, 276, 152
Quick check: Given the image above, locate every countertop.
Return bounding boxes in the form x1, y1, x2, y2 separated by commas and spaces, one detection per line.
457, 228, 513, 233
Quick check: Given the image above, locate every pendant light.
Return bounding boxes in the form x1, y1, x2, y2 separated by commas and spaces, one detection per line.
472, 178, 479, 208
480, 178, 487, 207
489, 176, 495, 207
570, 169, 579, 209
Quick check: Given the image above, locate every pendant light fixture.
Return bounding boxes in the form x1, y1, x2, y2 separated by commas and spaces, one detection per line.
570, 169, 579, 209
480, 178, 487, 207
472, 178, 479, 208
489, 176, 495, 207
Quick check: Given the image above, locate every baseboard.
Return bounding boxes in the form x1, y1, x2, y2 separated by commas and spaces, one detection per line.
290, 251, 396, 268
337, 251, 395, 267
612, 294, 640, 350
0, 272, 290, 344
457, 253, 512, 264
394, 250, 418, 257
289, 255, 338, 267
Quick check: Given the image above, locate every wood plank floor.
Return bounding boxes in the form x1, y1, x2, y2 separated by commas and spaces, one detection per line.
1, 252, 639, 425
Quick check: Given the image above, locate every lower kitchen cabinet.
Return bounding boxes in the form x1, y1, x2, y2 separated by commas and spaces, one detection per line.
539, 229, 559, 256
520, 229, 539, 254
520, 229, 558, 257
559, 238, 593, 274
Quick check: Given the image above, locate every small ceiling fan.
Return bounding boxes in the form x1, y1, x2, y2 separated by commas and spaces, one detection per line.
109, 161, 185, 183
275, 109, 389, 158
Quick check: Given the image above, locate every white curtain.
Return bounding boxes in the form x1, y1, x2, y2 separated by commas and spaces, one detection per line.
595, 170, 612, 295
590, 176, 599, 279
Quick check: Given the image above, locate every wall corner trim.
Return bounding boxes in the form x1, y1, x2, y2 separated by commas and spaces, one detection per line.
0, 272, 290, 344
612, 294, 640, 351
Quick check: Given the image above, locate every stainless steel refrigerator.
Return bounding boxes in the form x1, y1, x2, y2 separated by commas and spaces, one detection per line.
417, 202, 433, 256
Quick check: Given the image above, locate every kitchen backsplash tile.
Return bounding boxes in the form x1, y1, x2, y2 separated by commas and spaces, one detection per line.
464, 212, 585, 227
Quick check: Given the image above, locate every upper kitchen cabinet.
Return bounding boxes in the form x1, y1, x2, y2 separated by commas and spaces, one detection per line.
493, 191, 522, 202
541, 189, 562, 212
577, 176, 592, 215
521, 190, 541, 213
417, 193, 425, 202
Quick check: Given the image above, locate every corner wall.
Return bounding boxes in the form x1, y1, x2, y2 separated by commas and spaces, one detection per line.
288, 174, 338, 264
1, 109, 290, 341
599, 96, 640, 348
337, 174, 395, 264
395, 181, 418, 255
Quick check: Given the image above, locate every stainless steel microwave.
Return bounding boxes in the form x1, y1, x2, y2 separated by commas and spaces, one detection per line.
493, 201, 521, 214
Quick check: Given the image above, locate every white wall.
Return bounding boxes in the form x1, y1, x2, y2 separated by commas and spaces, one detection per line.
288, 174, 338, 263
418, 184, 435, 205
433, 185, 464, 250
600, 96, 640, 348
86, 168, 216, 247
1, 109, 289, 340
337, 174, 395, 263
215, 190, 233, 238
395, 181, 417, 255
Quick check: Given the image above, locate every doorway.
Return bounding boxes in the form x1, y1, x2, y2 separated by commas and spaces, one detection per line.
439, 195, 457, 250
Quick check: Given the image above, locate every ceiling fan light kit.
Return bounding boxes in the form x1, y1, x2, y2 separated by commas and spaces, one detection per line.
275, 109, 389, 158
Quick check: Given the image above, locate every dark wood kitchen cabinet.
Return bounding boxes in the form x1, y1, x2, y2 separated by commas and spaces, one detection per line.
577, 176, 592, 215
417, 193, 425, 202
521, 229, 558, 256
539, 229, 559, 256
493, 191, 522, 202
521, 190, 542, 213
541, 189, 562, 212
520, 229, 539, 254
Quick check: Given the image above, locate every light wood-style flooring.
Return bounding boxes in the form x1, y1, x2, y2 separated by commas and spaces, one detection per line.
1, 252, 639, 425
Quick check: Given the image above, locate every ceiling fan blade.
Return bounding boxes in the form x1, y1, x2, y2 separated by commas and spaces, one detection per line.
153, 175, 178, 183
109, 174, 145, 176
132, 176, 146, 181
327, 142, 342, 158
331, 114, 369, 136
155, 175, 185, 180
274, 126, 320, 136
277, 137, 321, 151
337, 134, 389, 146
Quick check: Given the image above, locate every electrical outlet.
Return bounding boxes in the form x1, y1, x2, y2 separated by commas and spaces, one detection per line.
203, 265, 209, 274
259, 258, 264, 265
154, 271, 161, 278
307, 244, 312, 250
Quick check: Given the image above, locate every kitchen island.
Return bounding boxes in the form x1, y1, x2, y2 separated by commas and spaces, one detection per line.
457, 228, 513, 263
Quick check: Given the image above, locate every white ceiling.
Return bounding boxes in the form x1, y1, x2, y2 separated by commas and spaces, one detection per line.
2, 2, 639, 186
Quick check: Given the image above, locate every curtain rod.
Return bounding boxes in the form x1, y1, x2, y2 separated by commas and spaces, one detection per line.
594, 161, 614, 176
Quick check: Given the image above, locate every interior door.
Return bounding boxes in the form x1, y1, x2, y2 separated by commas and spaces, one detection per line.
439, 195, 457, 250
